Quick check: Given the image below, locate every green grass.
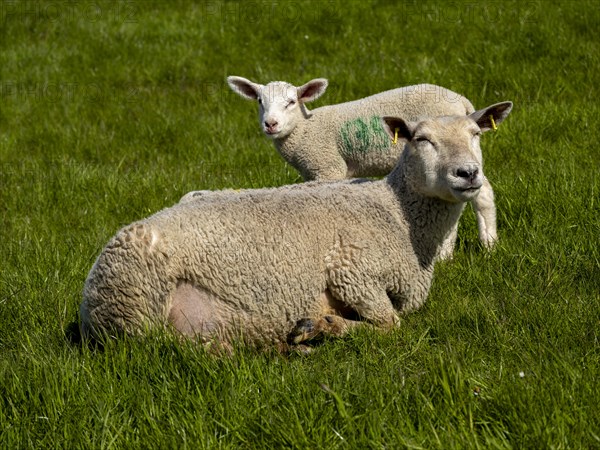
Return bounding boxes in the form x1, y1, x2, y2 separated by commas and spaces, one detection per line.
1, 0, 599, 447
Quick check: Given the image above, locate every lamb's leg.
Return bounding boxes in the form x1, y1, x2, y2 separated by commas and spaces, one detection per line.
472, 177, 497, 249
438, 221, 458, 261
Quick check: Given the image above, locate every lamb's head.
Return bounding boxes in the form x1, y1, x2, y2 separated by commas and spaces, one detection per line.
382, 101, 512, 203
227, 76, 328, 139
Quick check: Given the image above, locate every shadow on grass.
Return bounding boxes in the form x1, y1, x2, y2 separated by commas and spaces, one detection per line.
64, 320, 82, 345
63, 315, 107, 352
61, 316, 320, 357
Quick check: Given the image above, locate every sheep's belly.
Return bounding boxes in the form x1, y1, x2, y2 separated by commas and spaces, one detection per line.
168, 280, 226, 338
167, 281, 355, 345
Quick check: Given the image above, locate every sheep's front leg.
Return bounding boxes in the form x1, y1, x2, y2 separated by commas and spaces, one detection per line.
342, 291, 400, 329
323, 241, 401, 332
287, 315, 364, 344
287, 281, 399, 345
326, 283, 400, 331
472, 177, 497, 249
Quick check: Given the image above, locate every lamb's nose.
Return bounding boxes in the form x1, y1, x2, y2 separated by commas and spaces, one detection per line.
264, 120, 278, 129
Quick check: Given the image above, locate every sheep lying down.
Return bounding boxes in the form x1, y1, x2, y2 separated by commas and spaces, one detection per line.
80, 102, 512, 351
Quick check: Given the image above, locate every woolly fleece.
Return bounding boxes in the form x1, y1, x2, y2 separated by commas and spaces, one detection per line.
81, 103, 512, 348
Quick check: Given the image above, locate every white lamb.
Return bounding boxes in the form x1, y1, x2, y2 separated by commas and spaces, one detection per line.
228, 76, 499, 257
80, 102, 512, 351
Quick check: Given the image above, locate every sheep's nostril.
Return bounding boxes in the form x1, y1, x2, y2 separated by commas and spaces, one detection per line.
457, 167, 479, 181
456, 168, 470, 179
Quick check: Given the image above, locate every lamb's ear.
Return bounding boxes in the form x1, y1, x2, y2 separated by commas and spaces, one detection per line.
381, 116, 414, 142
297, 78, 328, 103
470, 101, 513, 132
227, 76, 262, 100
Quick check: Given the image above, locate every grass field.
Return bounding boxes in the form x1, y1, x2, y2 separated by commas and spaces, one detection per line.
1, 0, 599, 448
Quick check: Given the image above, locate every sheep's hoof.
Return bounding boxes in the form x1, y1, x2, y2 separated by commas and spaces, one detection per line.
288, 318, 316, 344
288, 316, 339, 344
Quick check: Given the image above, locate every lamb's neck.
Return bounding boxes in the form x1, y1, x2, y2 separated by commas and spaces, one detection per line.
272, 134, 301, 173
272, 106, 314, 179
273, 134, 290, 153
387, 164, 465, 267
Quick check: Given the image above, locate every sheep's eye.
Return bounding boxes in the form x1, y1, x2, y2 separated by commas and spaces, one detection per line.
257, 98, 262, 105
286, 99, 296, 108
415, 136, 432, 144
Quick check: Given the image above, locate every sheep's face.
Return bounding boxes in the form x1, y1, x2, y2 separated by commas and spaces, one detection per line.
382, 101, 513, 203
257, 81, 302, 138
408, 117, 485, 203
227, 76, 328, 140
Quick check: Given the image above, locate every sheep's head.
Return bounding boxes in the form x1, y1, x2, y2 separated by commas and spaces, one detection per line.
382, 101, 512, 203
227, 76, 328, 139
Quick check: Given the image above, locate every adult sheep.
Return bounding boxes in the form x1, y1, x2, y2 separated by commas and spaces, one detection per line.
80, 102, 512, 351
228, 76, 499, 257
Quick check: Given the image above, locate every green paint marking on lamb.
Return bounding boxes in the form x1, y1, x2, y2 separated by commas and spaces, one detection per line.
340, 116, 390, 158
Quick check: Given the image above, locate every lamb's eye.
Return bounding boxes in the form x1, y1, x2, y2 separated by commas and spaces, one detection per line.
416, 136, 432, 145
286, 99, 296, 108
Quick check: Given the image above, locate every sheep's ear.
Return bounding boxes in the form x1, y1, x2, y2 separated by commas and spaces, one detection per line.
470, 101, 513, 132
297, 78, 328, 103
227, 76, 262, 100
381, 116, 414, 142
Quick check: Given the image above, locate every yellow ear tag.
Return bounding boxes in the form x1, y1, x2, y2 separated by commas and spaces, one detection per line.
490, 115, 498, 132
393, 128, 399, 145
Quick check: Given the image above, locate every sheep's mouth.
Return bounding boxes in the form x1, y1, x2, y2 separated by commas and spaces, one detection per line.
453, 186, 480, 193
263, 128, 282, 137
451, 179, 483, 193
451, 186, 481, 200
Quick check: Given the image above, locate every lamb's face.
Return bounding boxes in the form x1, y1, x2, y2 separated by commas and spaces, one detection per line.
258, 81, 302, 139
227, 76, 329, 141
407, 116, 485, 203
